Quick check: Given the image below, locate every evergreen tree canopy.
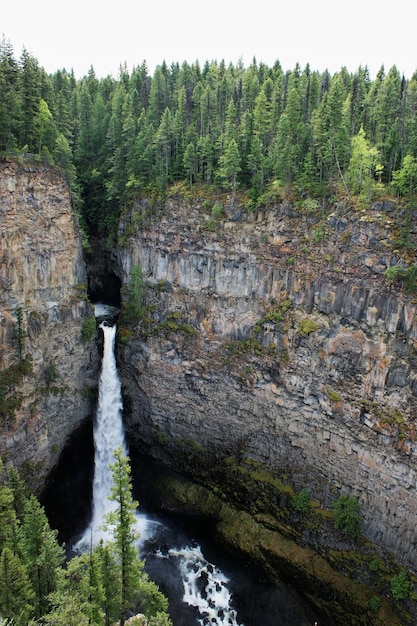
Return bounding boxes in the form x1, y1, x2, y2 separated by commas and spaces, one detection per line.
1, 40, 417, 240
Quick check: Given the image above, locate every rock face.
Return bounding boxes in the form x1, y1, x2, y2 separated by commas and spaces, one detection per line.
117, 194, 417, 569
0, 158, 98, 490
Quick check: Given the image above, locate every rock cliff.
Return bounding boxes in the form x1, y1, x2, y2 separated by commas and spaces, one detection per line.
0, 158, 98, 490
116, 192, 417, 571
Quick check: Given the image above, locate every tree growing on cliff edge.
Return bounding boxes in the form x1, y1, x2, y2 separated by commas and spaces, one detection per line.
333, 494, 361, 537
123, 265, 145, 326
390, 569, 411, 600
12, 306, 26, 374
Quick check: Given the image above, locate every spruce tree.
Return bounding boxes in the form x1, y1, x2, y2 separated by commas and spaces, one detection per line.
21, 495, 65, 618
0, 547, 35, 625
105, 448, 143, 626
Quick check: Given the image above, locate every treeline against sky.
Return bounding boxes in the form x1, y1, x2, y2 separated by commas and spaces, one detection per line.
1, 37, 417, 237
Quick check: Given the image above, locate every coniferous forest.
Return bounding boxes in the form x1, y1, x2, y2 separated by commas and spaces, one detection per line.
1, 37, 417, 245
2, 36, 417, 624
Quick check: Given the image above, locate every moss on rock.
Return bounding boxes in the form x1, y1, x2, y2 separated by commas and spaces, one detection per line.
156, 473, 402, 626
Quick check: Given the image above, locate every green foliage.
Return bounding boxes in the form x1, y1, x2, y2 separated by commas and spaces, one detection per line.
211, 203, 224, 219
384, 263, 417, 292
104, 448, 144, 622
368, 557, 380, 572
390, 569, 411, 600
0, 356, 33, 425
333, 494, 361, 537
292, 488, 310, 513
312, 224, 327, 243
346, 127, 379, 196
217, 138, 241, 195
226, 336, 266, 359
367, 595, 382, 613
298, 318, 321, 336
45, 362, 59, 387
148, 612, 174, 626
21, 495, 65, 617
255, 299, 293, 329
137, 578, 169, 618
0, 452, 172, 626
5, 464, 29, 521
326, 388, 342, 403
2, 41, 417, 239
302, 197, 320, 214
123, 265, 145, 326
158, 310, 197, 335
0, 546, 35, 625
0, 486, 17, 551
392, 154, 417, 196
12, 306, 26, 373
81, 316, 96, 341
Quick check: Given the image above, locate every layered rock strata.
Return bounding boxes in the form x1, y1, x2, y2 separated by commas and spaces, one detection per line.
117, 194, 417, 569
0, 158, 98, 489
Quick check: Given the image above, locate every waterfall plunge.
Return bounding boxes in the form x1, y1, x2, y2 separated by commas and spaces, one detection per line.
76, 322, 127, 548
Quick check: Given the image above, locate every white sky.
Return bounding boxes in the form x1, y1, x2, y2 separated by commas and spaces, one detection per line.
2, 0, 416, 80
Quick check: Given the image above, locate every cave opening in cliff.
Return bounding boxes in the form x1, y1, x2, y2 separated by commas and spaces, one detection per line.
87, 271, 121, 308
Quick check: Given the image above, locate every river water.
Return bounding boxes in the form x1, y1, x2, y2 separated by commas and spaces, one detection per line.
44, 308, 326, 625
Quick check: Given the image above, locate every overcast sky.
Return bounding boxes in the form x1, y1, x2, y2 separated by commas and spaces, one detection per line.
2, 0, 416, 80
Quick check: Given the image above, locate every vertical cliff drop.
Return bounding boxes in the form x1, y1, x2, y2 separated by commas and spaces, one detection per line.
0, 158, 98, 489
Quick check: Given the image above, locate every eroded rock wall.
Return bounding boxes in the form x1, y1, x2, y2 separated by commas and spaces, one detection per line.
117, 195, 417, 568
0, 158, 98, 489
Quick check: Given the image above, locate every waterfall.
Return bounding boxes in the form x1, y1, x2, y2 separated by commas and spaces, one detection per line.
76, 321, 127, 548
75, 313, 244, 625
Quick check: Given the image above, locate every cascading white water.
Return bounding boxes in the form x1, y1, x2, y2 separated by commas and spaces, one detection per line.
168, 545, 244, 626
76, 321, 128, 548
76, 311, 244, 624
92, 322, 126, 535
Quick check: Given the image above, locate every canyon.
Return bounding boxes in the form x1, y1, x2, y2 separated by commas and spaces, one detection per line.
2, 161, 417, 623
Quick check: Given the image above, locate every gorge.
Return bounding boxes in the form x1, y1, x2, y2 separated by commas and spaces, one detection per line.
1, 157, 417, 624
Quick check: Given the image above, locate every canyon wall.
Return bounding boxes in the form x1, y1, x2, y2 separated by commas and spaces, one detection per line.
0, 158, 98, 490
116, 193, 417, 569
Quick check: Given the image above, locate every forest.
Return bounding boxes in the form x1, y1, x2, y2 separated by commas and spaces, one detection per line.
2, 36, 417, 625
1, 37, 417, 246
0, 453, 172, 626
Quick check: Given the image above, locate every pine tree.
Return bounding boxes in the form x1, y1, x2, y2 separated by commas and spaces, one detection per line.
13, 306, 26, 374
0, 483, 17, 552
183, 141, 197, 189
96, 540, 121, 626
0, 547, 35, 625
127, 109, 155, 188
154, 107, 173, 185
218, 138, 241, 197
0, 36, 20, 151
47, 551, 105, 626
5, 463, 29, 521
104, 448, 143, 626
19, 48, 42, 151
21, 495, 65, 618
